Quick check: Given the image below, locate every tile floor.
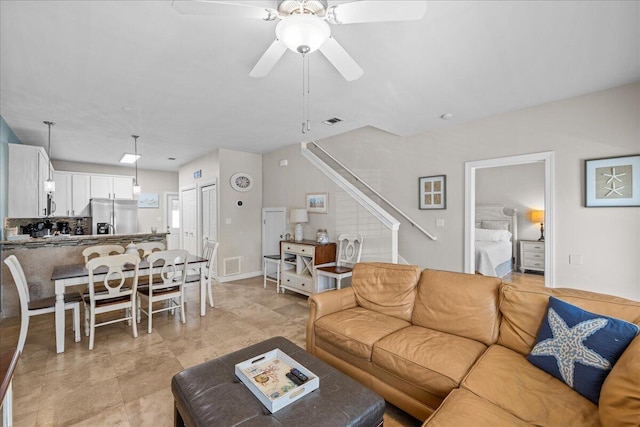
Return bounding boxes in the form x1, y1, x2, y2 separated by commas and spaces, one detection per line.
1, 277, 421, 427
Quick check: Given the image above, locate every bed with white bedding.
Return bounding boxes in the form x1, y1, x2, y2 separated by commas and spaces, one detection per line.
475, 206, 517, 277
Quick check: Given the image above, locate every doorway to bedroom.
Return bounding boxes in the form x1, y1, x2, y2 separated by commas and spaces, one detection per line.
464, 152, 555, 287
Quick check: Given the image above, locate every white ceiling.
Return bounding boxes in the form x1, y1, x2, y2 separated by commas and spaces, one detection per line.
1, 1, 639, 172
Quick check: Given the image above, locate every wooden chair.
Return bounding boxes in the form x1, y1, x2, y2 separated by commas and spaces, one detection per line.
136, 242, 166, 259
315, 233, 363, 290
137, 249, 188, 334
4, 255, 81, 352
186, 240, 219, 308
82, 244, 124, 263
83, 253, 140, 350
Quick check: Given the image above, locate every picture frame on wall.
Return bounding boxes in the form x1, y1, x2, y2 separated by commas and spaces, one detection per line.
138, 193, 159, 209
419, 175, 446, 210
306, 193, 328, 214
585, 154, 640, 207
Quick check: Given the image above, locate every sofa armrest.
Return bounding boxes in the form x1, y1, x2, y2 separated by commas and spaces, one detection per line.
306, 288, 358, 354
599, 334, 640, 426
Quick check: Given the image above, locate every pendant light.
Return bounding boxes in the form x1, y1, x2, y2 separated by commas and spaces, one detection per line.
131, 135, 141, 195
43, 121, 55, 193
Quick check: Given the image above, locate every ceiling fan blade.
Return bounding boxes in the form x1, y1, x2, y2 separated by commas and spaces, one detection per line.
171, 1, 278, 21
319, 37, 363, 81
249, 39, 287, 78
328, 1, 427, 25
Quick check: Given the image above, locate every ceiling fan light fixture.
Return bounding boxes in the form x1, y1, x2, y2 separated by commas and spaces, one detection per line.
276, 14, 330, 54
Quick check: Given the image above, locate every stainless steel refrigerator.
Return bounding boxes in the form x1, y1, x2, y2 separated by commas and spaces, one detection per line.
90, 199, 138, 235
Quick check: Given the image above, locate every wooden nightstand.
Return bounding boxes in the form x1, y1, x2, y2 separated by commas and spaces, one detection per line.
519, 240, 545, 273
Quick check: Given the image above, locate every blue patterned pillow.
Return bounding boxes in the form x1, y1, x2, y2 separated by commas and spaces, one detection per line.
527, 296, 639, 404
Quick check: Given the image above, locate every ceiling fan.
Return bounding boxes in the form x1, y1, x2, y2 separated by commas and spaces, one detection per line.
172, 0, 428, 81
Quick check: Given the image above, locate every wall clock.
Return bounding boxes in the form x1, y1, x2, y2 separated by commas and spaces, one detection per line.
230, 172, 254, 192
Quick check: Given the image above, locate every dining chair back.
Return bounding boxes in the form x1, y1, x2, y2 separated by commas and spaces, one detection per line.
82, 244, 125, 263
138, 249, 189, 334
83, 253, 140, 350
4, 255, 81, 352
186, 239, 219, 309
136, 242, 166, 259
315, 233, 363, 290
202, 240, 219, 307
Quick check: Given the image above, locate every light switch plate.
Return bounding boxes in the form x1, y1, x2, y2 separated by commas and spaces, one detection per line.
569, 255, 583, 265
436, 218, 445, 227
225, 218, 232, 225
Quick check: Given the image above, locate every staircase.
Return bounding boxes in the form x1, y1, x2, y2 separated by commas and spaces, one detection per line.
301, 142, 436, 264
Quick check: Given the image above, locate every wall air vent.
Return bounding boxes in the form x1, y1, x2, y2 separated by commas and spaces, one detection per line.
323, 117, 343, 125
223, 256, 242, 276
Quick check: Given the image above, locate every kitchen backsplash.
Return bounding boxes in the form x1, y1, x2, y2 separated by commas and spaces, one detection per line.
4, 216, 92, 236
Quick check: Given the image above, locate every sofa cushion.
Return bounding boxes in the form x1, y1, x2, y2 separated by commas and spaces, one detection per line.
461, 345, 600, 427
351, 263, 421, 322
423, 388, 531, 427
498, 282, 640, 356
314, 307, 410, 360
599, 335, 640, 426
412, 269, 502, 346
527, 296, 638, 404
372, 326, 487, 398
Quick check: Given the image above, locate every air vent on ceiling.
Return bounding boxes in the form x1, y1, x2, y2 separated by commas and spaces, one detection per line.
323, 117, 343, 126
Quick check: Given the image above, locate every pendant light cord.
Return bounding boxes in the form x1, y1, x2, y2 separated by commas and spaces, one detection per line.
132, 135, 139, 186
44, 121, 55, 180
301, 52, 311, 134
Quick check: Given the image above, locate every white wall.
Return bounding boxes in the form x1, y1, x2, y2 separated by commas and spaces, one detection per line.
476, 162, 545, 241
52, 160, 178, 233
263, 82, 640, 300
178, 148, 263, 278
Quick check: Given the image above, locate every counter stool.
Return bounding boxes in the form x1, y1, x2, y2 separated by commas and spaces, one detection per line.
263, 255, 281, 293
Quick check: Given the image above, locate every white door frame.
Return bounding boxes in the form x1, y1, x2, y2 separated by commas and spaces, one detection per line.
464, 151, 555, 287
164, 191, 179, 249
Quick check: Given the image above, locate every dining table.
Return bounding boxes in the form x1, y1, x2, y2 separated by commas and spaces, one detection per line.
51, 254, 208, 353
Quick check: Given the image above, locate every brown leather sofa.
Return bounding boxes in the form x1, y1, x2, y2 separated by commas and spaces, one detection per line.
306, 262, 640, 426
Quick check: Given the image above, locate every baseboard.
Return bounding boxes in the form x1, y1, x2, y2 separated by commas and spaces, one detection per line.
217, 270, 262, 283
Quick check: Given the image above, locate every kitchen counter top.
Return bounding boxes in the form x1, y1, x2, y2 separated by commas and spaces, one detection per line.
0, 232, 168, 250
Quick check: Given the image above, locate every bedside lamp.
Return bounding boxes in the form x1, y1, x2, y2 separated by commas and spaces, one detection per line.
289, 209, 308, 242
530, 210, 545, 241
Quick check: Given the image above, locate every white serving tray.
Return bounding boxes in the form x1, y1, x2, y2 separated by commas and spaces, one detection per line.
235, 348, 319, 413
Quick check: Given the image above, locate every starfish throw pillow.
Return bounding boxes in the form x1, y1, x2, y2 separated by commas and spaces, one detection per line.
527, 296, 639, 404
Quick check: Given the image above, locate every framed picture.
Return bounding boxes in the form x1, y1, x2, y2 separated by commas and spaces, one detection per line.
306, 193, 328, 214
138, 193, 159, 209
419, 175, 446, 210
585, 154, 640, 207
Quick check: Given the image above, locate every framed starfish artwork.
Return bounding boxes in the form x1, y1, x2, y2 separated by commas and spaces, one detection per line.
585, 154, 640, 207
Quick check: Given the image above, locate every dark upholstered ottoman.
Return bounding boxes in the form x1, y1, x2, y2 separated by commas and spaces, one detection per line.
172, 336, 385, 427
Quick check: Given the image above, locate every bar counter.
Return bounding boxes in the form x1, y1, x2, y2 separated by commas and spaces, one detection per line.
0, 233, 168, 318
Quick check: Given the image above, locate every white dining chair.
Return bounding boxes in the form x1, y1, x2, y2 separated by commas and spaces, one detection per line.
186, 239, 219, 308
137, 249, 189, 334
136, 242, 166, 259
4, 255, 81, 352
315, 233, 363, 290
83, 253, 140, 350
82, 244, 125, 263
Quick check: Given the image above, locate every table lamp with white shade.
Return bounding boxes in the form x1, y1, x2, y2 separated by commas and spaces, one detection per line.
289, 209, 308, 242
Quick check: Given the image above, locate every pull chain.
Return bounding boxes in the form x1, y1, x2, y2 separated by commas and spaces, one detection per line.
301, 52, 311, 134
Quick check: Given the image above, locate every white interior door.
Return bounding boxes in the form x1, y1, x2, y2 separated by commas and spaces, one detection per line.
180, 187, 198, 255
200, 184, 217, 245
262, 207, 287, 257
165, 192, 180, 249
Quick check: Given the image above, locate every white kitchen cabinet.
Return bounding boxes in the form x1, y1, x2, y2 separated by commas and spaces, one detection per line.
90, 175, 133, 199
72, 174, 91, 216
52, 171, 72, 216
51, 172, 92, 216
8, 144, 52, 217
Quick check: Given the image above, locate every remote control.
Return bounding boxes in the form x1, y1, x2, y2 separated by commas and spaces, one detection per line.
290, 368, 308, 382
286, 372, 304, 386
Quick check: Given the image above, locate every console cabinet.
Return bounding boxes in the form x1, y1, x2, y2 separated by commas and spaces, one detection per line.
280, 240, 336, 297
